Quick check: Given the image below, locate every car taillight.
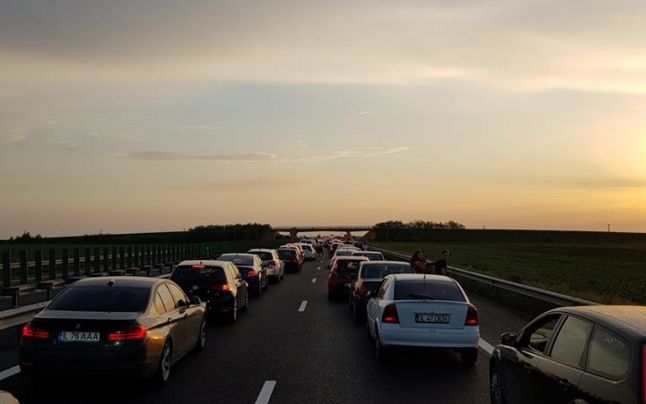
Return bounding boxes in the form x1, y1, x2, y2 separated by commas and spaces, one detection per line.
212, 283, 231, 292
382, 304, 399, 324
358, 283, 368, 296
22, 324, 50, 340
465, 305, 479, 326
247, 270, 257, 278
107, 325, 147, 343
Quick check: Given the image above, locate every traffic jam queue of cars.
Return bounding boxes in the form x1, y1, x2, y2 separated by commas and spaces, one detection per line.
18, 242, 317, 387
18, 237, 646, 403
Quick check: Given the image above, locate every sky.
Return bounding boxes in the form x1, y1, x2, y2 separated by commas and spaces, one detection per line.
1, 0, 646, 237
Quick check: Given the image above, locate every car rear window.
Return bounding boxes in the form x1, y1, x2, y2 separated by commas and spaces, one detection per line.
352, 252, 383, 260
335, 250, 355, 257
252, 252, 274, 261
171, 265, 226, 283
219, 255, 254, 266
394, 280, 465, 302
49, 286, 151, 312
361, 263, 413, 279
335, 260, 363, 277
277, 249, 296, 260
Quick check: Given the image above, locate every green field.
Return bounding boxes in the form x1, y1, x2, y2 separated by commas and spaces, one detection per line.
374, 241, 646, 305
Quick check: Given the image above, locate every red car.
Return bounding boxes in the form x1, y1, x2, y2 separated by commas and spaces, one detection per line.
327, 256, 368, 300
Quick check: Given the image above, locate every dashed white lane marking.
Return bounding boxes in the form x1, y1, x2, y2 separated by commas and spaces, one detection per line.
0, 365, 20, 382
479, 339, 495, 355
298, 300, 308, 312
317, 266, 321, 270
312, 278, 317, 283
255, 380, 277, 404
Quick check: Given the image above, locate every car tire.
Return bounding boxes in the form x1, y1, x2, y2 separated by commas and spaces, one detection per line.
262, 277, 269, 291
228, 301, 238, 323
375, 330, 389, 363
194, 319, 207, 352
256, 284, 262, 297
240, 293, 249, 312
460, 348, 478, 367
154, 341, 173, 386
489, 366, 506, 404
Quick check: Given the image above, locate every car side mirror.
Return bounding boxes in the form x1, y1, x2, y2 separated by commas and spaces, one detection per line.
500, 332, 517, 347
190, 295, 202, 305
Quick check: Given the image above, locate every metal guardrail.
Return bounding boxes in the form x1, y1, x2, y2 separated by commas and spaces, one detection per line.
372, 247, 598, 308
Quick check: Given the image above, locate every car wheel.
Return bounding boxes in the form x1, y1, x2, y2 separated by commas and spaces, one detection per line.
460, 348, 478, 367
375, 330, 389, 363
154, 341, 173, 385
256, 284, 262, 297
262, 277, 269, 291
228, 301, 238, 323
241, 292, 249, 312
490, 367, 506, 404
194, 319, 207, 352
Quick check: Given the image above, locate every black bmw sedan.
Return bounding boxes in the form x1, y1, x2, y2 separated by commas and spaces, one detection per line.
490, 305, 646, 404
20, 277, 207, 385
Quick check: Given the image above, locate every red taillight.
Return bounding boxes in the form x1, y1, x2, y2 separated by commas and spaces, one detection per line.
465, 305, 479, 326
22, 324, 50, 340
358, 283, 368, 296
212, 283, 231, 292
192, 265, 205, 270
382, 304, 399, 324
107, 325, 147, 342
247, 270, 257, 278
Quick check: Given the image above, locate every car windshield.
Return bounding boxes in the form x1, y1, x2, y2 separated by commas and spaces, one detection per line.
394, 280, 465, 302
49, 286, 151, 312
219, 255, 254, 266
335, 260, 363, 277
172, 265, 226, 283
361, 264, 413, 279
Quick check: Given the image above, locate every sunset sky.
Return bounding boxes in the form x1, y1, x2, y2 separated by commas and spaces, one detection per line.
2, 0, 646, 237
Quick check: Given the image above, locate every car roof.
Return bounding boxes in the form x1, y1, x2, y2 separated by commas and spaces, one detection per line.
333, 256, 369, 261
360, 260, 410, 266
248, 249, 275, 253
70, 276, 163, 288
353, 251, 382, 255
178, 259, 232, 267
386, 273, 455, 283
219, 253, 257, 258
554, 305, 646, 338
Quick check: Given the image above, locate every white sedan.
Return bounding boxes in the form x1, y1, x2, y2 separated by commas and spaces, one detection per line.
366, 274, 480, 365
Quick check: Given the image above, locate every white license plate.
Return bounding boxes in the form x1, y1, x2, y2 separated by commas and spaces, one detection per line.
415, 313, 450, 324
59, 331, 101, 343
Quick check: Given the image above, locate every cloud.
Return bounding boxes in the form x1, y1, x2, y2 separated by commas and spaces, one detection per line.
284, 146, 409, 163
168, 177, 295, 191
129, 150, 278, 162
1, 130, 26, 143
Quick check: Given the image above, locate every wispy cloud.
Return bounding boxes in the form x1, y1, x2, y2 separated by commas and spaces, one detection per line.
283, 146, 409, 162
168, 177, 295, 191
1, 129, 26, 143
129, 150, 278, 162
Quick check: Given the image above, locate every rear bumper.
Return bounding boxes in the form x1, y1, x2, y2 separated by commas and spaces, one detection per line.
20, 344, 157, 378
378, 325, 480, 349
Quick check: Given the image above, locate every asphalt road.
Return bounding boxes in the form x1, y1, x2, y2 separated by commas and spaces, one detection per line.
0, 256, 533, 404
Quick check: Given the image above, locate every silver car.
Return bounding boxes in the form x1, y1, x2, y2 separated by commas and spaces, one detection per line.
248, 249, 285, 283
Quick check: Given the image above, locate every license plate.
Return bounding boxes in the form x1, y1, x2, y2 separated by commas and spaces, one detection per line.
415, 313, 450, 324
59, 331, 101, 343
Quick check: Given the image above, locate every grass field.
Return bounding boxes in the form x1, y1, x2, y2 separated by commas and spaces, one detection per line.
374, 241, 646, 305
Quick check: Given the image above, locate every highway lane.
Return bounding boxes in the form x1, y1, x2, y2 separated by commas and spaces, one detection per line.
0, 256, 533, 403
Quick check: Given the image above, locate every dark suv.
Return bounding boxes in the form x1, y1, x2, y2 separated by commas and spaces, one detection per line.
490, 305, 646, 404
171, 260, 249, 322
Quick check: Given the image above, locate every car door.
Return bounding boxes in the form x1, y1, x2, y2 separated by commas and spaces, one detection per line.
167, 282, 201, 349
157, 283, 187, 355
535, 314, 592, 403
499, 313, 565, 404
367, 278, 389, 337
229, 264, 247, 306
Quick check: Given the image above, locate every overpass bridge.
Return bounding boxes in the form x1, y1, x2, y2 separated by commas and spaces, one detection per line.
272, 225, 373, 239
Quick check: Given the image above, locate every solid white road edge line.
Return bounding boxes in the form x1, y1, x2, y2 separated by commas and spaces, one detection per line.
255, 381, 277, 404
479, 339, 495, 355
298, 300, 309, 312
0, 365, 20, 382
312, 278, 317, 283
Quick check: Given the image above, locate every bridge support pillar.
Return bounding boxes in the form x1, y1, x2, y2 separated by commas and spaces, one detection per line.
290, 228, 299, 240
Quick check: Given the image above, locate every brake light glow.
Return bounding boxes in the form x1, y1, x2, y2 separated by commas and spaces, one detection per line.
213, 283, 231, 292
247, 270, 257, 278
192, 265, 205, 270
465, 305, 479, 326
22, 324, 50, 340
107, 325, 147, 342
382, 304, 399, 324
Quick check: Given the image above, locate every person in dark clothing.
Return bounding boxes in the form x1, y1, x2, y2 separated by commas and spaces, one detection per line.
410, 250, 427, 274
432, 249, 450, 275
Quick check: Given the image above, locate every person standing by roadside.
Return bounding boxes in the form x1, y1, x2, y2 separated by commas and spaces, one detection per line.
432, 249, 450, 275
410, 250, 427, 274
